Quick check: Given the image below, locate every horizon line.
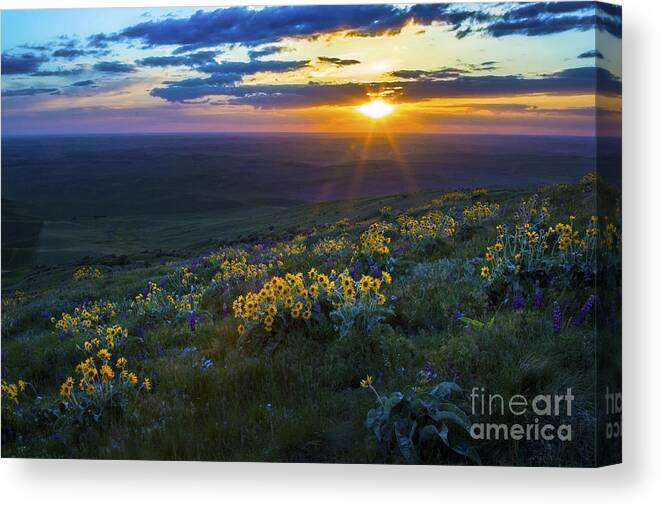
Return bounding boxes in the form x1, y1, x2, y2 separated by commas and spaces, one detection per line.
0, 130, 607, 139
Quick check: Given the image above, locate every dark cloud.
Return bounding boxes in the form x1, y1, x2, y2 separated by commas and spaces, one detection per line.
152, 81, 366, 106
444, 103, 539, 114
1, 52, 49, 74
2, 87, 59, 97
19, 43, 54, 51
485, 1, 621, 39
248, 46, 286, 60
578, 49, 604, 59
52, 48, 87, 59
136, 51, 218, 67
31, 66, 86, 77
86, 2, 620, 57
152, 60, 310, 100
195, 59, 310, 75
455, 27, 472, 39
318, 56, 361, 66
390, 61, 498, 80
88, 4, 489, 52
136, 52, 307, 78
70, 79, 96, 87
151, 66, 621, 107
390, 67, 468, 80
93, 61, 137, 73
503, 1, 592, 20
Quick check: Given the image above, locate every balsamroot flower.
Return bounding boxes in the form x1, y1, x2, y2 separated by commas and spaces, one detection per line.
574, 294, 596, 327
552, 301, 562, 335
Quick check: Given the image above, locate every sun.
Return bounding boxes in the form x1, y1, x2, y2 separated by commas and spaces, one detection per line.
356, 99, 395, 119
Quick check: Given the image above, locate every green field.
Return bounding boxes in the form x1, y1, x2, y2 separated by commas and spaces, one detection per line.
1, 176, 621, 465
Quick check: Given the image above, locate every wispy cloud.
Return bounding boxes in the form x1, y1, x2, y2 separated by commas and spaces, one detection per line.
318, 57, 361, 67
577, 49, 604, 59
70, 79, 96, 87
3, 87, 59, 96
93, 61, 136, 73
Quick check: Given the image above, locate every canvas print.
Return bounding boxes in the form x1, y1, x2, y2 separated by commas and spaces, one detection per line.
1, 2, 621, 466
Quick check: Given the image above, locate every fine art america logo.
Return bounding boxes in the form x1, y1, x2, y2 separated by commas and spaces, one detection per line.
469, 387, 574, 442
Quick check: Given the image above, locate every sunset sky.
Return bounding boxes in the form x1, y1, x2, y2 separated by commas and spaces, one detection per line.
1, 2, 622, 136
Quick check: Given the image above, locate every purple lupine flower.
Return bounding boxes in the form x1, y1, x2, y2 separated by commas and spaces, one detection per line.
40, 310, 51, 320
222, 303, 228, 316
512, 287, 525, 312
187, 311, 202, 332
534, 284, 543, 309
552, 301, 562, 335
396, 244, 411, 255
574, 294, 596, 327
423, 360, 434, 376
370, 263, 381, 278
349, 261, 363, 279
422, 361, 438, 380
454, 309, 465, 320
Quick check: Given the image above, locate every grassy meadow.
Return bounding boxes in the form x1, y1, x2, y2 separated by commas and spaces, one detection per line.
1, 172, 621, 466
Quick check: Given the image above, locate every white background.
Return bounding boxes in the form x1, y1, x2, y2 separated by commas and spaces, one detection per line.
1, 0, 659, 505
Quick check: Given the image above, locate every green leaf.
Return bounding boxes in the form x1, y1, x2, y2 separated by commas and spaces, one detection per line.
430, 382, 463, 400
395, 425, 418, 464
458, 316, 484, 328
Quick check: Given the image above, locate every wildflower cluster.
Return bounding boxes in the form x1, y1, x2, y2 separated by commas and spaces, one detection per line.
312, 236, 351, 256
233, 271, 328, 334
603, 219, 619, 251
72, 266, 102, 281
397, 211, 456, 241
56, 305, 149, 407
60, 347, 149, 401
434, 188, 488, 205
462, 202, 499, 224
514, 194, 550, 227
211, 253, 269, 286
130, 282, 165, 317
2, 289, 27, 308
130, 281, 203, 321
1, 379, 27, 404
232, 267, 392, 337
268, 235, 307, 259
355, 222, 392, 257
480, 215, 616, 282
328, 218, 351, 232
51, 301, 118, 336
79, 324, 128, 354
180, 267, 198, 287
